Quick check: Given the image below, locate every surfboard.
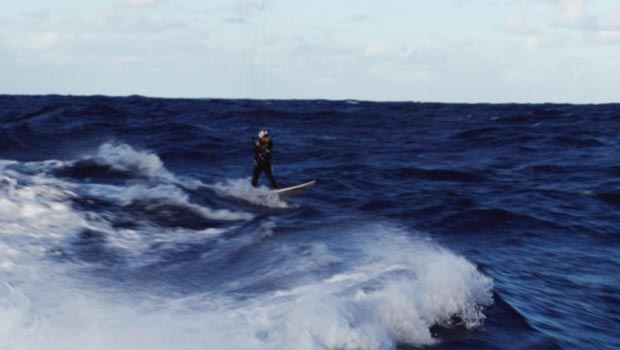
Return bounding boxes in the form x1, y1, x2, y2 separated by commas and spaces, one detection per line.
274, 180, 316, 196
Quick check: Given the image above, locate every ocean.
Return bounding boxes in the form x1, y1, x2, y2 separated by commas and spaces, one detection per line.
0, 95, 618, 350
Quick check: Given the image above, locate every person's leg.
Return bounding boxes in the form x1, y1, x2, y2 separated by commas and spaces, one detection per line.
264, 163, 279, 189
251, 163, 261, 187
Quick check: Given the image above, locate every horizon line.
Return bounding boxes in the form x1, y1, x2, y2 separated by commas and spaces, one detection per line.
1, 93, 618, 106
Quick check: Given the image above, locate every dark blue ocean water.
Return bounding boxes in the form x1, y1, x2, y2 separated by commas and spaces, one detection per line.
0, 95, 618, 350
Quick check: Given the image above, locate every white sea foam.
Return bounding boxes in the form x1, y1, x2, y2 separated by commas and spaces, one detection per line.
94, 142, 172, 179
83, 182, 253, 222
73, 143, 255, 222
232, 230, 493, 349
0, 173, 83, 240
83, 142, 205, 189
0, 219, 493, 350
0, 155, 251, 267
210, 178, 289, 208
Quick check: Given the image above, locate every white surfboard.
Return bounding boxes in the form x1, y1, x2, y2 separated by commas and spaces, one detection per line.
274, 180, 316, 196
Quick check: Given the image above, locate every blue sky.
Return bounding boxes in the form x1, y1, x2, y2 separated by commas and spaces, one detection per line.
1, 0, 619, 102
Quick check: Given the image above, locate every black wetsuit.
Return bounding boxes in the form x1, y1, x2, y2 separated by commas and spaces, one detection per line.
252, 139, 278, 189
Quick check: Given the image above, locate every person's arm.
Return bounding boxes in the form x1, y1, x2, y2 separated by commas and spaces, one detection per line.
254, 141, 261, 161
265, 141, 273, 161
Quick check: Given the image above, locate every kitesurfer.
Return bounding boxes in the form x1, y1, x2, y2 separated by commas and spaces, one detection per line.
251, 130, 279, 189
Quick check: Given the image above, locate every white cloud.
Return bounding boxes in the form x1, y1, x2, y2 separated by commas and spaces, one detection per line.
497, 11, 554, 52
502, 0, 620, 49
25, 31, 63, 50
525, 34, 543, 51
555, 0, 591, 27
121, 0, 162, 8
345, 13, 372, 23
500, 13, 532, 33
547, 0, 620, 32
104, 12, 185, 33
0, 3, 201, 71
555, 0, 600, 30
233, 0, 267, 22
364, 43, 412, 60
551, 1, 620, 45
597, 10, 620, 30
595, 29, 620, 43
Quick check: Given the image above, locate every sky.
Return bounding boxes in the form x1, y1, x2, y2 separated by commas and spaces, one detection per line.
0, 0, 619, 103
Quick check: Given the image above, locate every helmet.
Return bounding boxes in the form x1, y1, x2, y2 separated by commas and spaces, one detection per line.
258, 130, 270, 138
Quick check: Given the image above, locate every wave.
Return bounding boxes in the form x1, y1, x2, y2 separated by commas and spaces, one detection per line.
54, 142, 172, 181
0, 224, 493, 350
82, 183, 253, 222
0, 148, 253, 266
91, 142, 173, 179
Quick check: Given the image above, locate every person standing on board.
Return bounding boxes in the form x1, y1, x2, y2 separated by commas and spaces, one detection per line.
252, 130, 279, 189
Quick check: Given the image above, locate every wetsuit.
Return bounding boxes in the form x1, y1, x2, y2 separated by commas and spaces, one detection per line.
252, 139, 278, 189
